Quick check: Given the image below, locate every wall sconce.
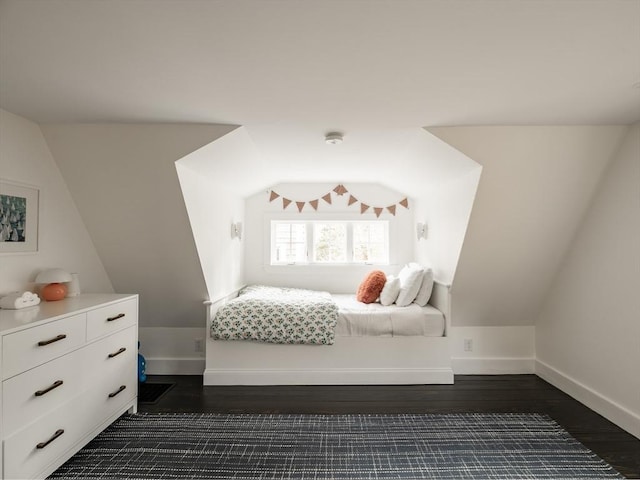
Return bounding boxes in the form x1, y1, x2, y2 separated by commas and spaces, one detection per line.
416, 222, 428, 240
230, 221, 242, 240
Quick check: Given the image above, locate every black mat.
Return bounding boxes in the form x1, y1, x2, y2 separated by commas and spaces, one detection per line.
137, 382, 174, 404
48, 413, 623, 479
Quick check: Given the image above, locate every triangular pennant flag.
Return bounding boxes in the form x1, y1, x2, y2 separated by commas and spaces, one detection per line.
387, 205, 396, 216
282, 198, 292, 209
360, 203, 370, 214
322, 193, 332, 204
269, 191, 280, 202
309, 199, 319, 211
296, 201, 305, 212
399, 198, 409, 209
348, 195, 358, 206
333, 184, 348, 196
374, 207, 383, 218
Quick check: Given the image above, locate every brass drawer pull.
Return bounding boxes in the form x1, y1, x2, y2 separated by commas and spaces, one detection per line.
36, 429, 64, 449
107, 313, 125, 322
35, 380, 64, 397
108, 347, 126, 358
37, 334, 67, 346
108, 385, 126, 398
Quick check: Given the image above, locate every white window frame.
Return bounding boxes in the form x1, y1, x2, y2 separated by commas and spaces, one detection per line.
269, 215, 390, 266
270, 221, 308, 264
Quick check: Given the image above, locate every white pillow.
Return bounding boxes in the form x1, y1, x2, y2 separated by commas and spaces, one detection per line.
379, 275, 401, 306
414, 268, 434, 306
395, 264, 425, 307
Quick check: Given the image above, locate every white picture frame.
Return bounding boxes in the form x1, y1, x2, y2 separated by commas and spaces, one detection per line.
0, 179, 39, 254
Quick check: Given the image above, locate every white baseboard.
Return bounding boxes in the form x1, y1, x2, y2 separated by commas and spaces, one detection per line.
452, 357, 535, 375
145, 357, 205, 375
204, 367, 454, 385
536, 359, 640, 439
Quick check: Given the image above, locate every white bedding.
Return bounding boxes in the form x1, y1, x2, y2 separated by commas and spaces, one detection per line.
332, 294, 445, 337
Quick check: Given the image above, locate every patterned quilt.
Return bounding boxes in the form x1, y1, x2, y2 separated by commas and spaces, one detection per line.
211, 285, 339, 345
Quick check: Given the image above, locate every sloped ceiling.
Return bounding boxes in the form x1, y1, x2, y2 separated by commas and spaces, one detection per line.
41, 124, 235, 327
428, 126, 629, 326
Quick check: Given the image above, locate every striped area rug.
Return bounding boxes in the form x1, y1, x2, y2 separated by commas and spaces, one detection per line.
48, 413, 623, 479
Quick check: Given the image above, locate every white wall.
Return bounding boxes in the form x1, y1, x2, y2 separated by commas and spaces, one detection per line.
0, 109, 112, 295
535, 125, 640, 439
175, 165, 244, 301
244, 183, 414, 293
175, 129, 249, 302
414, 167, 482, 286
40, 123, 234, 328
138, 326, 206, 375
428, 126, 628, 327
450, 326, 535, 374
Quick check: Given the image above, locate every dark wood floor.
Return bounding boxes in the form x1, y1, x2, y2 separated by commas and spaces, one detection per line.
139, 374, 640, 479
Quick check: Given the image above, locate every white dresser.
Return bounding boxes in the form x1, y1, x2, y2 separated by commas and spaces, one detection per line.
0, 294, 138, 480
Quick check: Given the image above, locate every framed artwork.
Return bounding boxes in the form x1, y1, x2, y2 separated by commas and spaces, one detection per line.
0, 179, 39, 254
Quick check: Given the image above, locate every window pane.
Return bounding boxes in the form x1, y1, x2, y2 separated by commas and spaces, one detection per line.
313, 223, 346, 263
353, 222, 388, 263
273, 223, 307, 263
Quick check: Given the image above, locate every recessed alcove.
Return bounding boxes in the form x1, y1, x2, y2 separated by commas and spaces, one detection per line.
175, 125, 482, 301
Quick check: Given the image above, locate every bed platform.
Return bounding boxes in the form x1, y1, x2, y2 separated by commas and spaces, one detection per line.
204, 282, 453, 385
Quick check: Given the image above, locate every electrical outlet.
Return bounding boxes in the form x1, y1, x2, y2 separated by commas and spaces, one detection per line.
194, 338, 204, 353
464, 338, 473, 352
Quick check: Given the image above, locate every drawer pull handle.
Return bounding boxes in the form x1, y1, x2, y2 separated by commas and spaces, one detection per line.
108, 347, 127, 358
37, 334, 67, 346
108, 385, 126, 398
36, 429, 64, 449
107, 313, 125, 322
35, 380, 64, 397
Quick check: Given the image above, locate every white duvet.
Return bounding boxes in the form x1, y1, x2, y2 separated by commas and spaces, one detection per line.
331, 294, 445, 337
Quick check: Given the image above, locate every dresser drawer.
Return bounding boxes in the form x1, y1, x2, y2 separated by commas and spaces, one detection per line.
4, 394, 89, 480
86, 298, 137, 341
2, 348, 88, 437
2, 314, 86, 380
86, 326, 137, 383
86, 371, 137, 428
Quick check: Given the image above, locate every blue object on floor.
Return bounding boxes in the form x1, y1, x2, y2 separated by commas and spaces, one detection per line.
137, 341, 146, 383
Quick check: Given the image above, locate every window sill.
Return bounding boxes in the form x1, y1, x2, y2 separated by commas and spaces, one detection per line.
263, 263, 395, 275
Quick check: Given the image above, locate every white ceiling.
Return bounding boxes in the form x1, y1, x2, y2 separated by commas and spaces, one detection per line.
1, 0, 639, 179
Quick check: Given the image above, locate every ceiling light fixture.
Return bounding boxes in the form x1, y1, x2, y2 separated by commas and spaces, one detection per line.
325, 132, 344, 145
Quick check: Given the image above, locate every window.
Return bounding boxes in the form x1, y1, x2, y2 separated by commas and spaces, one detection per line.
353, 221, 388, 263
313, 223, 347, 263
271, 220, 388, 265
273, 222, 307, 264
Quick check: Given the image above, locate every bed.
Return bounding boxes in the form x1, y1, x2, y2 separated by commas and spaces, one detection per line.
204, 282, 453, 385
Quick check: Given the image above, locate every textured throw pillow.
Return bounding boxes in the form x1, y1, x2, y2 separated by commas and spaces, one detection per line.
379, 275, 401, 306
356, 270, 387, 304
414, 267, 434, 306
395, 264, 425, 307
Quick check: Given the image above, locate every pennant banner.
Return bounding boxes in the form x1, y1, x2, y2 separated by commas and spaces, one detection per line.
333, 184, 348, 196
267, 185, 410, 216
